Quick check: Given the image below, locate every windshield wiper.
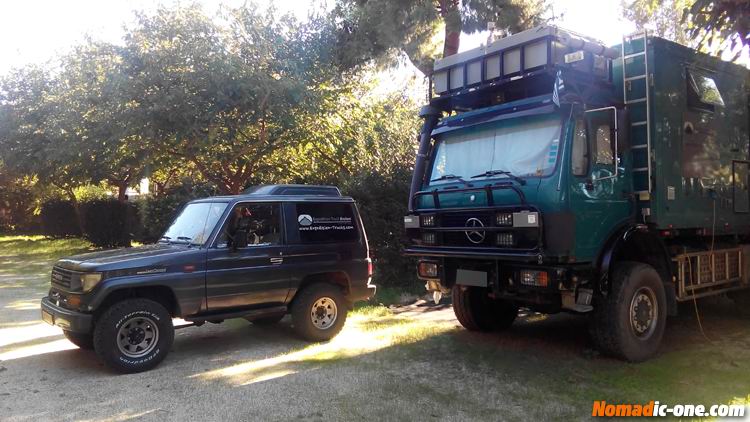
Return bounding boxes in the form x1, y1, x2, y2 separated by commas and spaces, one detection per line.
430, 174, 469, 184
159, 235, 172, 243
471, 169, 526, 185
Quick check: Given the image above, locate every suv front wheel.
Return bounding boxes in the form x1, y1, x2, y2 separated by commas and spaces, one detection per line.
93, 299, 174, 373
291, 283, 347, 342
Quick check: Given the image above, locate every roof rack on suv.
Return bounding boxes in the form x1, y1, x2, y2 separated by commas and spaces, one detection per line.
242, 184, 342, 197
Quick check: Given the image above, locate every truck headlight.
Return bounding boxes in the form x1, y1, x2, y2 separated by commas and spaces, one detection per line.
496, 213, 513, 226
81, 272, 103, 292
420, 214, 436, 227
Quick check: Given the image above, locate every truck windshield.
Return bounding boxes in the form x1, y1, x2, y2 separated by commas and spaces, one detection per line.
430, 113, 562, 184
162, 202, 228, 245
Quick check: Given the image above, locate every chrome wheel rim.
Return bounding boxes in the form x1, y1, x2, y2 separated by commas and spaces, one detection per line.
630, 286, 658, 339
117, 316, 159, 358
310, 297, 337, 330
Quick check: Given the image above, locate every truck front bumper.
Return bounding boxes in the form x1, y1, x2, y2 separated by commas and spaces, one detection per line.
40, 296, 93, 333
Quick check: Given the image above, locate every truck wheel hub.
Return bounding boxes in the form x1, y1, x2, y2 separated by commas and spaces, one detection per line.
310, 297, 337, 330
630, 287, 657, 338
117, 316, 159, 358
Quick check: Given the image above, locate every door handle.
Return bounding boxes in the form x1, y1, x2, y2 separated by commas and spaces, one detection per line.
270, 257, 284, 265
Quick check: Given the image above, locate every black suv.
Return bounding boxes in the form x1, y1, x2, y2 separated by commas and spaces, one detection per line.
41, 186, 375, 373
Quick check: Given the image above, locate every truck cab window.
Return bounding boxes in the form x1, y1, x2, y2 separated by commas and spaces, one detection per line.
571, 118, 588, 176
218, 203, 281, 248
585, 112, 614, 167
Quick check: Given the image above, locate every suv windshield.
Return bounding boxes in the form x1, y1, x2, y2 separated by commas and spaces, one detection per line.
430, 113, 563, 184
162, 202, 228, 245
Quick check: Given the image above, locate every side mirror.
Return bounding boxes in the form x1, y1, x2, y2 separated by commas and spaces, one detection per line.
233, 229, 248, 250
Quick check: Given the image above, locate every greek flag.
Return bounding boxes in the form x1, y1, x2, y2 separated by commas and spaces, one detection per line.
552, 70, 565, 107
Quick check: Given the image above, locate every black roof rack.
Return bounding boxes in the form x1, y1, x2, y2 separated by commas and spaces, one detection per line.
242, 184, 342, 197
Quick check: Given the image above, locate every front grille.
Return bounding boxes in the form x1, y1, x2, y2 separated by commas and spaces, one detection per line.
421, 209, 541, 250
51, 266, 79, 289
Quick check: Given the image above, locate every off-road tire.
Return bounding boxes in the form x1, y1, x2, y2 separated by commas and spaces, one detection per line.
291, 283, 347, 342
452, 285, 518, 332
63, 330, 94, 350
93, 299, 174, 374
250, 313, 286, 325
729, 289, 750, 317
590, 261, 667, 362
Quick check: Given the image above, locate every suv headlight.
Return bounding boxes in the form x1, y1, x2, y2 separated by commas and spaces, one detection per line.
81, 272, 103, 292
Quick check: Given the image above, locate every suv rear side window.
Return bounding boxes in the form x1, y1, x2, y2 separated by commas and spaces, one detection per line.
295, 203, 358, 243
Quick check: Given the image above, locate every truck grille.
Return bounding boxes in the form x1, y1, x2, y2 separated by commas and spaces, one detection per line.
423, 209, 541, 250
51, 266, 77, 289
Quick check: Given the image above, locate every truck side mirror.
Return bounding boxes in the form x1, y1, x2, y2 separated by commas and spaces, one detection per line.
233, 229, 248, 250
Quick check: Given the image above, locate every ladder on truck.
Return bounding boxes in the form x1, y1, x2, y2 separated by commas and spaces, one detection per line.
621, 31, 653, 208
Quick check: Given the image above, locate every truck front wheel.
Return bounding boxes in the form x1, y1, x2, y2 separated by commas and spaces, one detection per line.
590, 261, 667, 362
452, 285, 518, 332
93, 299, 174, 374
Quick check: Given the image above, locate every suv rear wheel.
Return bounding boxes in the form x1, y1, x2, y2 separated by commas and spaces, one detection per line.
291, 283, 347, 342
452, 285, 518, 331
590, 261, 667, 362
93, 299, 174, 374
63, 330, 94, 350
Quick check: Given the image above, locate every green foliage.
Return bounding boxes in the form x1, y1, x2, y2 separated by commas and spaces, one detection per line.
40, 199, 81, 238
79, 199, 133, 248
683, 0, 750, 61
332, 0, 549, 74
622, 0, 692, 45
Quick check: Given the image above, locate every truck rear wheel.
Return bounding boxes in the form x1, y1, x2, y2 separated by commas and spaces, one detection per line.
590, 261, 667, 362
93, 299, 174, 374
452, 285, 518, 332
291, 283, 347, 342
63, 330, 94, 350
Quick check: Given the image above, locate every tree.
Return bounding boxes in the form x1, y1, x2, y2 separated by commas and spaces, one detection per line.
683, 0, 750, 61
621, 0, 692, 45
332, 0, 548, 75
118, 5, 349, 194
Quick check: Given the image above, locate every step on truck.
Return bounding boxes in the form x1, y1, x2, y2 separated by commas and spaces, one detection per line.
404, 26, 750, 361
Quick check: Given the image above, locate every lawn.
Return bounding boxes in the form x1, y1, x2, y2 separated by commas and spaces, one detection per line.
0, 235, 748, 421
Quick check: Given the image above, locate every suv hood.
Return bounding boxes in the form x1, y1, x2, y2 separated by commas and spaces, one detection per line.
56, 243, 191, 272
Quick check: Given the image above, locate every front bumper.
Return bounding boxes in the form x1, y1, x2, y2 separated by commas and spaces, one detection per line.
40, 296, 93, 333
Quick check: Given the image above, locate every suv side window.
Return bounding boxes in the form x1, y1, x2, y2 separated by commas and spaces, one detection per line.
295, 202, 358, 243
216, 202, 282, 248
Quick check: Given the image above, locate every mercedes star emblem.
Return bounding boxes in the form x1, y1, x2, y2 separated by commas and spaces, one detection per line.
464, 218, 486, 244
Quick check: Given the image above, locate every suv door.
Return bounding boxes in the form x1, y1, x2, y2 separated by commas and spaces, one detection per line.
205, 202, 290, 310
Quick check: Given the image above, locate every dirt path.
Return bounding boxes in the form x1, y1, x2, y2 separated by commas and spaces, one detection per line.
1, 240, 749, 421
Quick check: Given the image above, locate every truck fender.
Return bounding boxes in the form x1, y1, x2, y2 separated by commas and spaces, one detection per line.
597, 224, 678, 316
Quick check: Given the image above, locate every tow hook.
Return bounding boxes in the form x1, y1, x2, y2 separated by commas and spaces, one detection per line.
425, 280, 451, 304
537, 254, 544, 265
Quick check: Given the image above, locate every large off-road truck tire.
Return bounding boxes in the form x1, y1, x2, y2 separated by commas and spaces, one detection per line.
291, 283, 347, 342
729, 289, 750, 317
63, 330, 94, 350
93, 299, 174, 374
590, 261, 667, 362
452, 285, 518, 332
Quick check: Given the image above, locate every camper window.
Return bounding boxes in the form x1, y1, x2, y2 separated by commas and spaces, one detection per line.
687, 70, 724, 111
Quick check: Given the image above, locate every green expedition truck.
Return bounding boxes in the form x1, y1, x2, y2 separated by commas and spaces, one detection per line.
404, 26, 750, 361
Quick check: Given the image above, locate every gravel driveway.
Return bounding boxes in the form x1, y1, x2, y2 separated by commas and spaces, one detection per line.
2, 238, 749, 421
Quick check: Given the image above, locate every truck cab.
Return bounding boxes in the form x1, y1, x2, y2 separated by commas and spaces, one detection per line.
41, 186, 375, 373
405, 26, 750, 361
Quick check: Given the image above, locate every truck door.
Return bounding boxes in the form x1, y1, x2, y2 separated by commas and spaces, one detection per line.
205, 202, 290, 310
568, 107, 633, 260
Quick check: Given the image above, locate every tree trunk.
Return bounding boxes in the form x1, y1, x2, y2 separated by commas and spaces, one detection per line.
440, 1, 462, 57
117, 182, 128, 202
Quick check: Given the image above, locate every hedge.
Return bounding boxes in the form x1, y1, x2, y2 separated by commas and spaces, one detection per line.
40, 199, 81, 237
